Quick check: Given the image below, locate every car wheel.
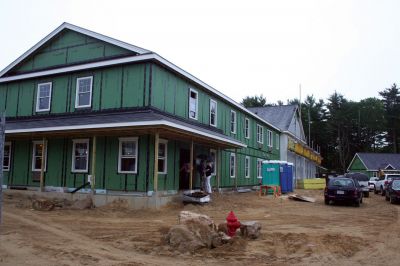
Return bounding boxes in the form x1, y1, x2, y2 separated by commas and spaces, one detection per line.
381, 187, 385, 196
354, 199, 360, 207
374, 187, 378, 194
324, 198, 329, 205
364, 191, 369, 198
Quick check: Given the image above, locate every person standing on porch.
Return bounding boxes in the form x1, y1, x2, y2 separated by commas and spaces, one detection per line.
205, 160, 213, 194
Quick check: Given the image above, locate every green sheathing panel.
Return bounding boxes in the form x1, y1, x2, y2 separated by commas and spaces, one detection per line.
11, 29, 135, 75
348, 156, 370, 176
45, 138, 64, 186
2, 63, 147, 118
10, 140, 31, 186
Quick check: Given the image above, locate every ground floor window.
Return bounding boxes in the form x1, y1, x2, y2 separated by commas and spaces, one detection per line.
32, 141, 47, 171
158, 139, 168, 174
118, 137, 138, 174
245, 156, 250, 178
72, 139, 89, 173
257, 159, 263, 179
230, 153, 236, 178
3, 142, 11, 171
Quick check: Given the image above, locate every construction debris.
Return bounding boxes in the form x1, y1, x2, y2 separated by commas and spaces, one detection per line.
240, 221, 261, 239
288, 194, 316, 203
31, 197, 93, 211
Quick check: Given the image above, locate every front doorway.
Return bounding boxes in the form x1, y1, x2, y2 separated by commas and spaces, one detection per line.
179, 149, 191, 190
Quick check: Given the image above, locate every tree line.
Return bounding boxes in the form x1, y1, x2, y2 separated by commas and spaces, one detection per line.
242, 84, 400, 173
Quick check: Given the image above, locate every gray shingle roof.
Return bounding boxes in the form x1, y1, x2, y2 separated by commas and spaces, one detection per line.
248, 105, 297, 131
357, 153, 400, 170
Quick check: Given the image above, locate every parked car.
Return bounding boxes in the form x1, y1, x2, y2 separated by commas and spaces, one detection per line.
345, 172, 370, 197
385, 179, 400, 204
375, 174, 400, 196
324, 177, 363, 207
368, 177, 379, 191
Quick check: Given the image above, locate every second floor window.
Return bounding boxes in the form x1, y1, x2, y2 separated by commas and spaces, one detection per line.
189, 88, 198, 120
230, 110, 236, 134
257, 124, 263, 143
210, 99, 217, 127
245, 118, 250, 139
268, 130, 273, 147
36, 82, 52, 112
276, 134, 280, 149
75, 76, 93, 108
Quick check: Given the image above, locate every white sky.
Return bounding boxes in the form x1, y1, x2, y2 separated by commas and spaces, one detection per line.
1, 0, 399, 104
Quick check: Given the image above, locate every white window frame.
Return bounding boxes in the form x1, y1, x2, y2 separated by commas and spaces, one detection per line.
36, 82, 52, 112
210, 149, 217, 175
268, 130, 273, 147
245, 118, 250, 139
3, 142, 11, 171
118, 137, 138, 174
230, 110, 237, 134
71, 139, 90, 173
276, 134, 279, 150
31, 140, 47, 172
158, 139, 168, 174
257, 159, 263, 179
230, 153, 236, 178
245, 156, 250, 178
257, 124, 263, 144
189, 88, 198, 120
75, 76, 93, 108
209, 99, 217, 127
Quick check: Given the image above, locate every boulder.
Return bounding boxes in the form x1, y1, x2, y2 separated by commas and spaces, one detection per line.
240, 221, 261, 239
178, 211, 214, 227
165, 224, 206, 252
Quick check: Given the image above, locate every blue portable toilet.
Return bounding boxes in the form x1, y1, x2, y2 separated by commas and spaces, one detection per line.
280, 162, 294, 193
287, 163, 294, 192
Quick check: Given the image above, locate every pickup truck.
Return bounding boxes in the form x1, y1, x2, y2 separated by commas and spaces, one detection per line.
375, 174, 400, 196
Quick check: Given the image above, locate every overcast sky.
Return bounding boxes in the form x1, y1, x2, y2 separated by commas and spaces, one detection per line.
1, 0, 399, 104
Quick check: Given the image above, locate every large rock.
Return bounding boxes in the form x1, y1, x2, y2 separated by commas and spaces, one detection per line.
166, 224, 206, 252
240, 221, 261, 239
178, 211, 214, 227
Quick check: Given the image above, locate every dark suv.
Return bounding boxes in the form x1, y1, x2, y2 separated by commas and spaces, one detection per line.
324, 177, 363, 207
385, 179, 400, 204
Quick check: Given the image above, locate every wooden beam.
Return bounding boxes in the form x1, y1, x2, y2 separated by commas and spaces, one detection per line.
234, 149, 238, 191
40, 137, 46, 192
91, 136, 97, 195
189, 140, 194, 190
153, 132, 159, 192
217, 147, 221, 192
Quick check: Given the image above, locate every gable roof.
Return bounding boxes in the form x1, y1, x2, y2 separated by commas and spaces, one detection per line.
0, 23, 281, 133
248, 105, 297, 131
350, 153, 400, 171
0, 22, 151, 77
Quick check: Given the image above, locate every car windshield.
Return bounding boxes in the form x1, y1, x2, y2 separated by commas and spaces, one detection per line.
346, 173, 369, 181
370, 177, 378, 181
392, 180, 400, 190
330, 179, 354, 187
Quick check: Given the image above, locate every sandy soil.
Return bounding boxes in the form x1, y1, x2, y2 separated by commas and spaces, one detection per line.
0, 189, 399, 266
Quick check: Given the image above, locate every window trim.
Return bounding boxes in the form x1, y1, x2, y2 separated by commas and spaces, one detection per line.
118, 137, 138, 174
230, 153, 236, 178
75, 76, 93, 108
158, 139, 168, 174
230, 110, 237, 134
267, 130, 273, 147
71, 139, 90, 173
31, 140, 47, 172
245, 156, 250, 178
257, 124, 263, 144
244, 118, 250, 139
209, 99, 217, 127
36, 82, 52, 112
210, 149, 217, 175
3, 142, 11, 171
188, 88, 198, 120
257, 158, 263, 179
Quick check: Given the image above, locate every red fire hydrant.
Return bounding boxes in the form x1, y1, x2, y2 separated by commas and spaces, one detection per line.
226, 211, 241, 237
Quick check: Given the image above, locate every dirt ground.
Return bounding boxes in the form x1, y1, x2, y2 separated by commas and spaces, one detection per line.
0, 189, 399, 266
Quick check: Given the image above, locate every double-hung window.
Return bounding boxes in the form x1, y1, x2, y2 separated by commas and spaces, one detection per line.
245, 156, 250, 178
36, 82, 52, 112
32, 141, 47, 171
245, 118, 250, 139
72, 139, 89, 172
75, 76, 93, 108
189, 88, 198, 120
230, 153, 236, 178
230, 110, 237, 134
257, 159, 263, 179
118, 137, 138, 174
257, 124, 263, 144
158, 139, 168, 174
268, 130, 273, 147
210, 99, 217, 127
3, 142, 11, 171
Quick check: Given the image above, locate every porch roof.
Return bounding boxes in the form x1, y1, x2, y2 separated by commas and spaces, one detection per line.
4, 108, 246, 148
